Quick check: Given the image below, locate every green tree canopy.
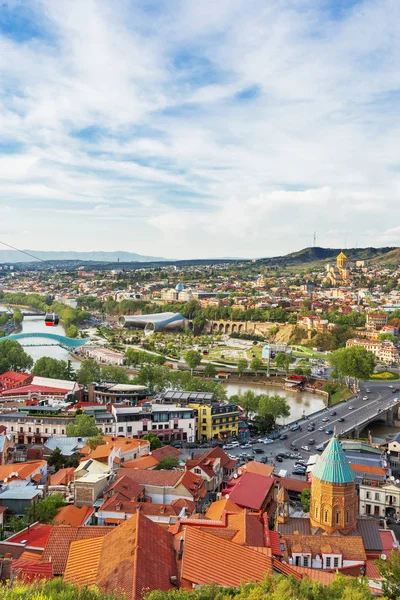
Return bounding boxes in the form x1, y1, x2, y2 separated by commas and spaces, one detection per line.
330, 345, 375, 387
66, 413, 101, 437
377, 549, 400, 599
204, 363, 217, 377
184, 350, 202, 374
0, 339, 33, 373
66, 324, 79, 338
13, 308, 23, 325
275, 352, 290, 373
250, 357, 263, 376
157, 456, 180, 470
237, 358, 248, 377
101, 365, 130, 383
32, 356, 71, 380
299, 488, 311, 512
77, 358, 101, 385
142, 432, 162, 450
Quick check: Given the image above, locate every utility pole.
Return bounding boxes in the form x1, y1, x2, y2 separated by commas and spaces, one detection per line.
313, 231, 316, 247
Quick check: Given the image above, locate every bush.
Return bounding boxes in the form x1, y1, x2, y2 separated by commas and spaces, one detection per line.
370, 371, 399, 380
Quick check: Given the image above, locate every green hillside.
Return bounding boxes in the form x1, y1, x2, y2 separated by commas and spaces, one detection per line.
255, 246, 396, 269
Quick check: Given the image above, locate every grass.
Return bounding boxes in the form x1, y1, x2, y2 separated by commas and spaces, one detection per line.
329, 385, 353, 406
370, 371, 400, 380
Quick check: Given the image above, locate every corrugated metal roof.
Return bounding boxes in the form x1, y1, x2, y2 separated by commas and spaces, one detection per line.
312, 436, 355, 484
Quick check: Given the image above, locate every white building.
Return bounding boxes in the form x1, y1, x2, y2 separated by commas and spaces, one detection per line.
111, 404, 196, 443
359, 481, 400, 519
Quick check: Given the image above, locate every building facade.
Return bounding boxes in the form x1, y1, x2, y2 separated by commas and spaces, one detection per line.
189, 402, 240, 441
111, 404, 195, 442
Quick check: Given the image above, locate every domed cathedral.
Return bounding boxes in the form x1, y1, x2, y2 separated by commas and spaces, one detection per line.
310, 435, 357, 534
323, 251, 352, 287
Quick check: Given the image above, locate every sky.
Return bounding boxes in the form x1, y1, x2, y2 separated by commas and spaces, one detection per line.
0, 0, 400, 260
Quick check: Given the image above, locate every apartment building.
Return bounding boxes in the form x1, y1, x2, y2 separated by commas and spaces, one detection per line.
366, 313, 388, 331
111, 404, 196, 442
0, 407, 72, 445
346, 338, 399, 364
359, 481, 400, 519
189, 402, 240, 441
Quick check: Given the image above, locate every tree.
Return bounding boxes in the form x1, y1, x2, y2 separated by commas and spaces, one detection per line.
275, 352, 290, 374
77, 358, 101, 385
378, 549, 400, 599
87, 435, 106, 451
142, 432, 162, 450
237, 358, 248, 377
13, 308, 23, 325
379, 332, 398, 343
299, 488, 311, 512
32, 357, 71, 380
250, 357, 263, 376
24, 493, 66, 524
125, 348, 140, 367
184, 350, 202, 375
66, 325, 79, 338
47, 447, 64, 471
101, 365, 130, 383
66, 413, 101, 437
0, 339, 33, 373
157, 456, 179, 470
330, 346, 375, 389
204, 363, 217, 378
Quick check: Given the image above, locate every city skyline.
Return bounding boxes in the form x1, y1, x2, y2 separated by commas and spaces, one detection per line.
1, 1, 400, 258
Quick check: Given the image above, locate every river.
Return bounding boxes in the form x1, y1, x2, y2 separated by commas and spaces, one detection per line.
0, 306, 81, 370
223, 381, 326, 423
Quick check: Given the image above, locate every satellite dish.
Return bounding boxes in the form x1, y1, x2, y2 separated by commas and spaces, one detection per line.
3, 478, 7, 483
225, 494, 230, 500
381, 554, 387, 560
237, 469, 242, 476
390, 476, 395, 481
397, 480, 400, 484
233, 473, 238, 479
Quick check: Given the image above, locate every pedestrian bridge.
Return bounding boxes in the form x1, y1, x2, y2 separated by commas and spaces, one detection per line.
1, 332, 89, 350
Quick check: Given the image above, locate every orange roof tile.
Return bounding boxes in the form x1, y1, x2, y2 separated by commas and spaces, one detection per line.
12, 559, 53, 582
64, 537, 104, 586
243, 461, 274, 478
19, 550, 43, 561
351, 464, 387, 475
180, 527, 273, 588
54, 505, 94, 527
205, 498, 243, 521
122, 455, 159, 469
49, 468, 75, 486
0, 460, 46, 484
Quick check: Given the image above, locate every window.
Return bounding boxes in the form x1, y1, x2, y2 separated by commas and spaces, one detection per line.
366, 491, 371, 499
10, 427, 13, 432
202, 426, 207, 431
127, 426, 132, 433
333, 557, 339, 568
325, 557, 331, 568
36, 428, 39, 434
303, 556, 309, 567
203, 409, 207, 415
53, 429, 56, 434
335, 512, 340, 524
295, 556, 300, 566
194, 468, 201, 475
118, 426, 123, 432
45, 429, 48, 434
20, 427, 23, 433
164, 424, 169, 429
346, 511, 349, 523
324, 510, 328, 522
375, 493, 380, 501
202, 419, 207, 424
28, 427, 31, 433
61, 429, 65, 434
315, 506, 318, 519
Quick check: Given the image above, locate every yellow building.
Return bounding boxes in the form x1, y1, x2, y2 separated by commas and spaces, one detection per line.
189, 401, 240, 442
323, 251, 351, 286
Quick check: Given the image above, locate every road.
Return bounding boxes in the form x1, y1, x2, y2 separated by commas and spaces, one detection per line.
181, 380, 400, 479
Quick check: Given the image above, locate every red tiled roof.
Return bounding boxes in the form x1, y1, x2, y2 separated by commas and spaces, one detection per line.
365, 559, 381, 579
151, 446, 181, 461
277, 477, 311, 493
54, 505, 94, 527
117, 468, 183, 487
49, 467, 75, 486
226, 472, 274, 510
97, 512, 177, 600
1, 384, 69, 396
6, 524, 53, 549
180, 527, 273, 588
12, 559, 53, 582
41, 526, 110, 575
379, 529, 397, 554
105, 475, 144, 501
0, 371, 31, 383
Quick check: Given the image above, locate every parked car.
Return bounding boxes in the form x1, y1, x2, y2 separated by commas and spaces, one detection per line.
253, 448, 265, 454
279, 434, 288, 440
363, 396, 368, 401
231, 441, 240, 447
241, 443, 252, 449
270, 431, 280, 440
348, 405, 354, 410
275, 456, 283, 462
290, 424, 300, 431
292, 469, 306, 475
263, 438, 274, 444
301, 445, 310, 452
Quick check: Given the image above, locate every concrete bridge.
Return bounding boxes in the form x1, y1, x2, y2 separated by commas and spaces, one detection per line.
204, 319, 277, 336
1, 332, 88, 350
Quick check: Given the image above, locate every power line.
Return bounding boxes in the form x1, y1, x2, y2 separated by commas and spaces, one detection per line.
0, 239, 47, 263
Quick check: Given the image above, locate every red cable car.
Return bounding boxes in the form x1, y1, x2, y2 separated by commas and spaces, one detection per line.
44, 312, 59, 327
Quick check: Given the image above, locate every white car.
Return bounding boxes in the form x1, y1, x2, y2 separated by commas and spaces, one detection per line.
230, 441, 240, 448
301, 445, 310, 452
263, 438, 274, 444
389, 385, 394, 389
366, 389, 370, 393
363, 396, 368, 401
318, 426, 324, 431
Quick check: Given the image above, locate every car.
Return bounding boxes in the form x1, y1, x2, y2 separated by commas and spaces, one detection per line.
392, 389, 397, 393
171, 442, 182, 448
231, 441, 240, 447
270, 431, 280, 440
338, 417, 345, 422
279, 434, 288, 440
276, 452, 290, 459
326, 429, 334, 434
389, 385, 394, 389
292, 469, 306, 475
223, 443, 234, 450
295, 462, 306, 468
309, 439, 316, 445
322, 417, 329, 422
241, 443, 251, 449
290, 424, 300, 431
363, 396, 368, 401
366, 389, 370, 393
253, 448, 265, 454
263, 438, 274, 444
290, 445, 298, 451
301, 445, 310, 452
348, 405, 354, 410
318, 426, 324, 431
330, 411, 337, 416
275, 456, 283, 462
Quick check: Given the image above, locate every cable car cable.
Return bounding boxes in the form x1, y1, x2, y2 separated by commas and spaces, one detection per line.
0, 239, 48, 264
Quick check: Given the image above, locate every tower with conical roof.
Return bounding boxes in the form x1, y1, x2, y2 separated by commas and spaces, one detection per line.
336, 251, 347, 270
310, 435, 357, 534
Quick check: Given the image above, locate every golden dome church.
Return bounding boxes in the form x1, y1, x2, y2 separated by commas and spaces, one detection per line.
323, 251, 351, 286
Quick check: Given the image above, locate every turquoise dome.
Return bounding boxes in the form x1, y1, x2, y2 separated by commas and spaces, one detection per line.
312, 436, 355, 484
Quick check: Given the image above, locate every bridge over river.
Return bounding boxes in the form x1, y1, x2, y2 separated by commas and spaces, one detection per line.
0, 332, 88, 351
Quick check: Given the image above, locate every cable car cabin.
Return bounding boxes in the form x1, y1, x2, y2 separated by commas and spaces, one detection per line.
202, 350, 209, 356
44, 312, 59, 326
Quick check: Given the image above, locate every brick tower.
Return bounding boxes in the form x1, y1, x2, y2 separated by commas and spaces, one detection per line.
310, 435, 357, 534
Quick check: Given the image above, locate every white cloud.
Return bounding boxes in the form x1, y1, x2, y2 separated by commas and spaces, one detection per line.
0, 0, 400, 256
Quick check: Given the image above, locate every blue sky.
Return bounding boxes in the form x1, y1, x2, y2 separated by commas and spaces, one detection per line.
0, 0, 399, 259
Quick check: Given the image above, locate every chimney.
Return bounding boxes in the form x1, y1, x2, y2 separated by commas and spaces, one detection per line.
0, 554, 12, 582
177, 537, 184, 559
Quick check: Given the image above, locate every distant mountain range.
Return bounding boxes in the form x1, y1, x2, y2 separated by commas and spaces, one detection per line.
255, 246, 399, 267
0, 250, 167, 263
